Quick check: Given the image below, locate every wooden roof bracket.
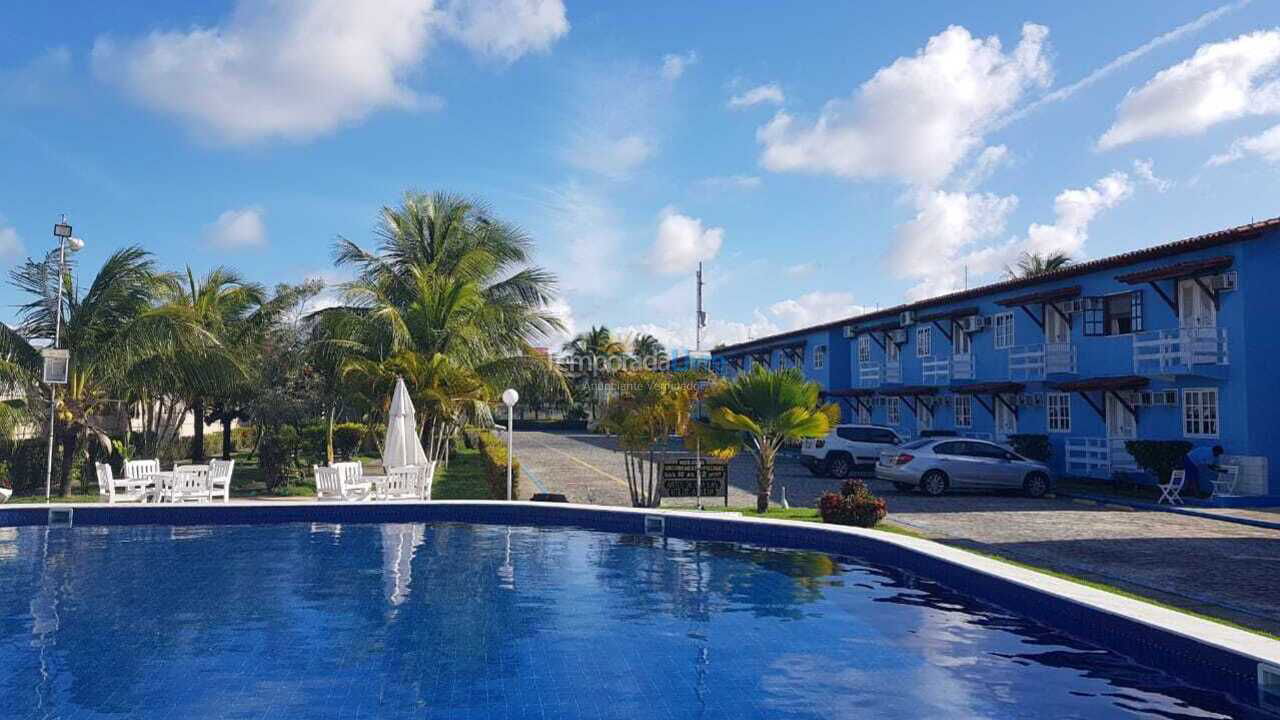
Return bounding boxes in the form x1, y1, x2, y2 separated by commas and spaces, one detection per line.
1018, 304, 1045, 329
994, 392, 1019, 419
1148, 281, 1178, 314
931, 319, 953, 343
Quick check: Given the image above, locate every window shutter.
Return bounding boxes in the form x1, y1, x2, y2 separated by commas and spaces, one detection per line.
1130, 290, 1143, 332
1083, 297, 1104, 336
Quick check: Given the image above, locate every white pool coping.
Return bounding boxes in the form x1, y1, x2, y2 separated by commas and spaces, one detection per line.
8, 498, 1280, 671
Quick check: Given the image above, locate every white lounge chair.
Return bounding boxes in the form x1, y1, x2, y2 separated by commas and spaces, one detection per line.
1209, 465, 1239, 498
207, 459, 235, 502
1157, 469, 1185, 505
333, 461, 371, 496
96, 462, 148, 504
374, 466, 421, 500
418, 461, 436, 500
314, 465, 371, 501
156, 470, 212, 503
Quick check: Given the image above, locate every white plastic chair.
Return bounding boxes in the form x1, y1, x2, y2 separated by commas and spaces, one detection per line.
124, 459, 161, 481
375, 466, 421, 500
207, 459, 235, 502
1210, 465, 1239, 498
156, 470, 212, 503
96, 462, 147, 504
315, 465, 371, 501
1157, 469, 1185, 505
333, 461, 371, 497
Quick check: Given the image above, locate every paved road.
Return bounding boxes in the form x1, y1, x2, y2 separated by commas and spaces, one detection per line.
513, 430, 1280, 634
513, 430, 843, 508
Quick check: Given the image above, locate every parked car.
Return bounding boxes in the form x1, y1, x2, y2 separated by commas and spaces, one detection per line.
875, 438, 1052, 498
800, 424, 903, 478
918, 429, 959, 438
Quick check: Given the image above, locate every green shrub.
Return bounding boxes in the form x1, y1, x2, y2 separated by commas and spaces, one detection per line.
231, 426, 256, 452
333, 422, 365, 460
298, 423, 327, 464
1125, 440, 1192, 482
0, 438, 53, 495
1008, 434, 1051, 462
260, 426, 303, 490
817, 479, 887, 527
474, 429, 520, 500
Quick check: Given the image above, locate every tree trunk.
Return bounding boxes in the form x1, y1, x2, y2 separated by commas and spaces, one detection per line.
325, 404, 336, 465
58, 430, 78, 497
755, 448, 775, 514
192, 398, 206, 462
221, 415, 234, 460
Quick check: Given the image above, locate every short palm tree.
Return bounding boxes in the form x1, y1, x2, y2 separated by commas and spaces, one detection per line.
630, 333, 666, 369
692, 367, 839, 513
1005, 251, 1073, 279
599, 370, 693, 507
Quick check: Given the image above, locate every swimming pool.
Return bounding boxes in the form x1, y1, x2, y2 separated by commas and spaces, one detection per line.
1, 516, 1275, 719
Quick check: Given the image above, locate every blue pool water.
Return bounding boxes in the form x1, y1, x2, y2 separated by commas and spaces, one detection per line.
0, 522, 1273, 719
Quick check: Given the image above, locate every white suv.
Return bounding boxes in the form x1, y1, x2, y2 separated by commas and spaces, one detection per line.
800, 424, 904, 479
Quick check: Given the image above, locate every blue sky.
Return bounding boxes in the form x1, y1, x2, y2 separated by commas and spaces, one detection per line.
2, 0, 1278, 352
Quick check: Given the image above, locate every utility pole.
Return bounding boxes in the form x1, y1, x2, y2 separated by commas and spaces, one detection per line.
695, 262, 706, 351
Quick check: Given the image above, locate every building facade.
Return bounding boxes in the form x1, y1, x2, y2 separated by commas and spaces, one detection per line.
712, 217, 1280, 500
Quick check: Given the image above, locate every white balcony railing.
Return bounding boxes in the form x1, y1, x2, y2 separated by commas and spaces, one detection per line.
1009, 342, 1077, 380
1133, 327, 1229, 375
1065, 437, 1138, 479
922, 354, 975, 385
859, 362, 882, 386
885, 360, 902, 384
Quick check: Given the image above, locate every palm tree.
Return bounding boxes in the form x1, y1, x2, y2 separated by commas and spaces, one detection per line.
630, 333, 666, 369
150, 267, 267, 462
600, 370, 692, 507
325, 191, 567, 461
562, 326, 625, 419
1005, 251, 1073, 279
692, 367, 839, 513
1, 247, 171, 494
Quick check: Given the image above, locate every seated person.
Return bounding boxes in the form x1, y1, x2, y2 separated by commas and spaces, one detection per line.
1181, 445, 1224, 497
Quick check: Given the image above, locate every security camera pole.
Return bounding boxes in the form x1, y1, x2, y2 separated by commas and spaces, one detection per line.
44, 216, 83, 501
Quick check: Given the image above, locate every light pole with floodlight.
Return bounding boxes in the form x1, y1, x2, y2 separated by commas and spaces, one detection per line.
501, 388, 519, 500
43, 216, 84, 501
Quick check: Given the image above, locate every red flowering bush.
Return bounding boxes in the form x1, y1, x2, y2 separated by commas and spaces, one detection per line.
817, 479, 887, 527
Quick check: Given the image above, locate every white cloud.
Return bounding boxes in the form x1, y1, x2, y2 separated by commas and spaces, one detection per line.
541, 182, 624, 297
91, 0, 568, 144
444, 0, 568, 63
728, 82, 784, 109
757, 23, 1050, 186
697, 174, 762, 190
540, 297, 579, 350
1208, 122, 1280, 165
205, 207, 266, 249
0, 225, 24, 262
660, 50, 697, 80
566, 134, 653, 179
956, 145, 1011, 190
1132, 158, 1172, 191
1098, 29, 1280, 150
766, 291, 865, 330
1002, 0, 1249, 126
650, 208, 724, 274
889, 189, 1019, 301
785, 262, 815, 277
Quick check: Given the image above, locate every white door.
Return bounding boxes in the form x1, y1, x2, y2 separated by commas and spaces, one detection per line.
1045, 305, 1071, 344
886, 338, 900, 363
953, 326, 971, 355
995, 398, 1017, 441
1178, 280, 1216, 328
1106, 393, 1137, 439
918, 402, 932, 432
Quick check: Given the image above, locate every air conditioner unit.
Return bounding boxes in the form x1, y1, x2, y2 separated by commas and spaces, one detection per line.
900, 310, 915, 325
1017, 393, 1043, 407
1062, 299, 1085, 314
888, 328, 907, 344
1134, 391, 1153, 407
843, 326, 857, 338
1212, 271, 1238, 291
957, 315, 983, 333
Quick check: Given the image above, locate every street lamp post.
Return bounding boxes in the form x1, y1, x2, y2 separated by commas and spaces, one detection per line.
43, 217, 83, 501
501, 388, 519, 500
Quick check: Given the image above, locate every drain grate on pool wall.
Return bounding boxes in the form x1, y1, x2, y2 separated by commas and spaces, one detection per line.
1261, 664, 1280, 711
47, 507, 73, 528
644, 515, 665, 536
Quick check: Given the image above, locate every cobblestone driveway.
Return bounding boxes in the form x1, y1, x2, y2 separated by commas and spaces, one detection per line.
514, 430, 1280, 634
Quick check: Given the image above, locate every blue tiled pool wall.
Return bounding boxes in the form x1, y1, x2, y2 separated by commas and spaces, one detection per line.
0, 502, 1263, 705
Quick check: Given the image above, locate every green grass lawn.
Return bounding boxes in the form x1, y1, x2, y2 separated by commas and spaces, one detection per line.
430, 447, 493, 500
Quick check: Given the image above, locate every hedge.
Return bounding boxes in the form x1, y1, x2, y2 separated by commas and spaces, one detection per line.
473, 429, 521, 500
1125, 440, 1193, 483
1007, 434, 1051, 462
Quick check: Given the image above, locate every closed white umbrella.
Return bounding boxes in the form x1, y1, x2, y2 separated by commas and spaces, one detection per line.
383, 377, 429, 469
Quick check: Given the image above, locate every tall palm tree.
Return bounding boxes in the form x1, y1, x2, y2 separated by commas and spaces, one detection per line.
325, 191, 567, 460
630, 333, 666, 369
562, 326, 625, 419
692, 367, 839, 513
149, 267, 267, 462
1005, 251, 1073, 279
1, 247, 171, 494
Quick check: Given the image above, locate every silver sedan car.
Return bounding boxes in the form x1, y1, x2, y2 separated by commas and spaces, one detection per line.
875, 438, 1052, 498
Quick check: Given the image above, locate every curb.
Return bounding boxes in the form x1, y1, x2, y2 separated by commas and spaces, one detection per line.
1059, 492, 1280, 531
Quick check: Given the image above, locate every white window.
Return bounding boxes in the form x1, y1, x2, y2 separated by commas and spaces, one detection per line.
918, 403, 932, 431
857, 404, 871, 424
1183, 388, 1220, 438
812, 344, 827, 370
916, 326, 931, 357
993, 312, 1015, 349
1047, 392, 1071, 433
886, 337, 900, 363
954, 395, 972, 428
858, 335, 871, 363
953, 327, 971, 356
995, 398, 1017, 439
887, 397, 900, 426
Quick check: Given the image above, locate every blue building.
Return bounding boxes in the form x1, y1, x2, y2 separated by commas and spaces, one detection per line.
668, 351, 714, 373
711, 217, 1280, 501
